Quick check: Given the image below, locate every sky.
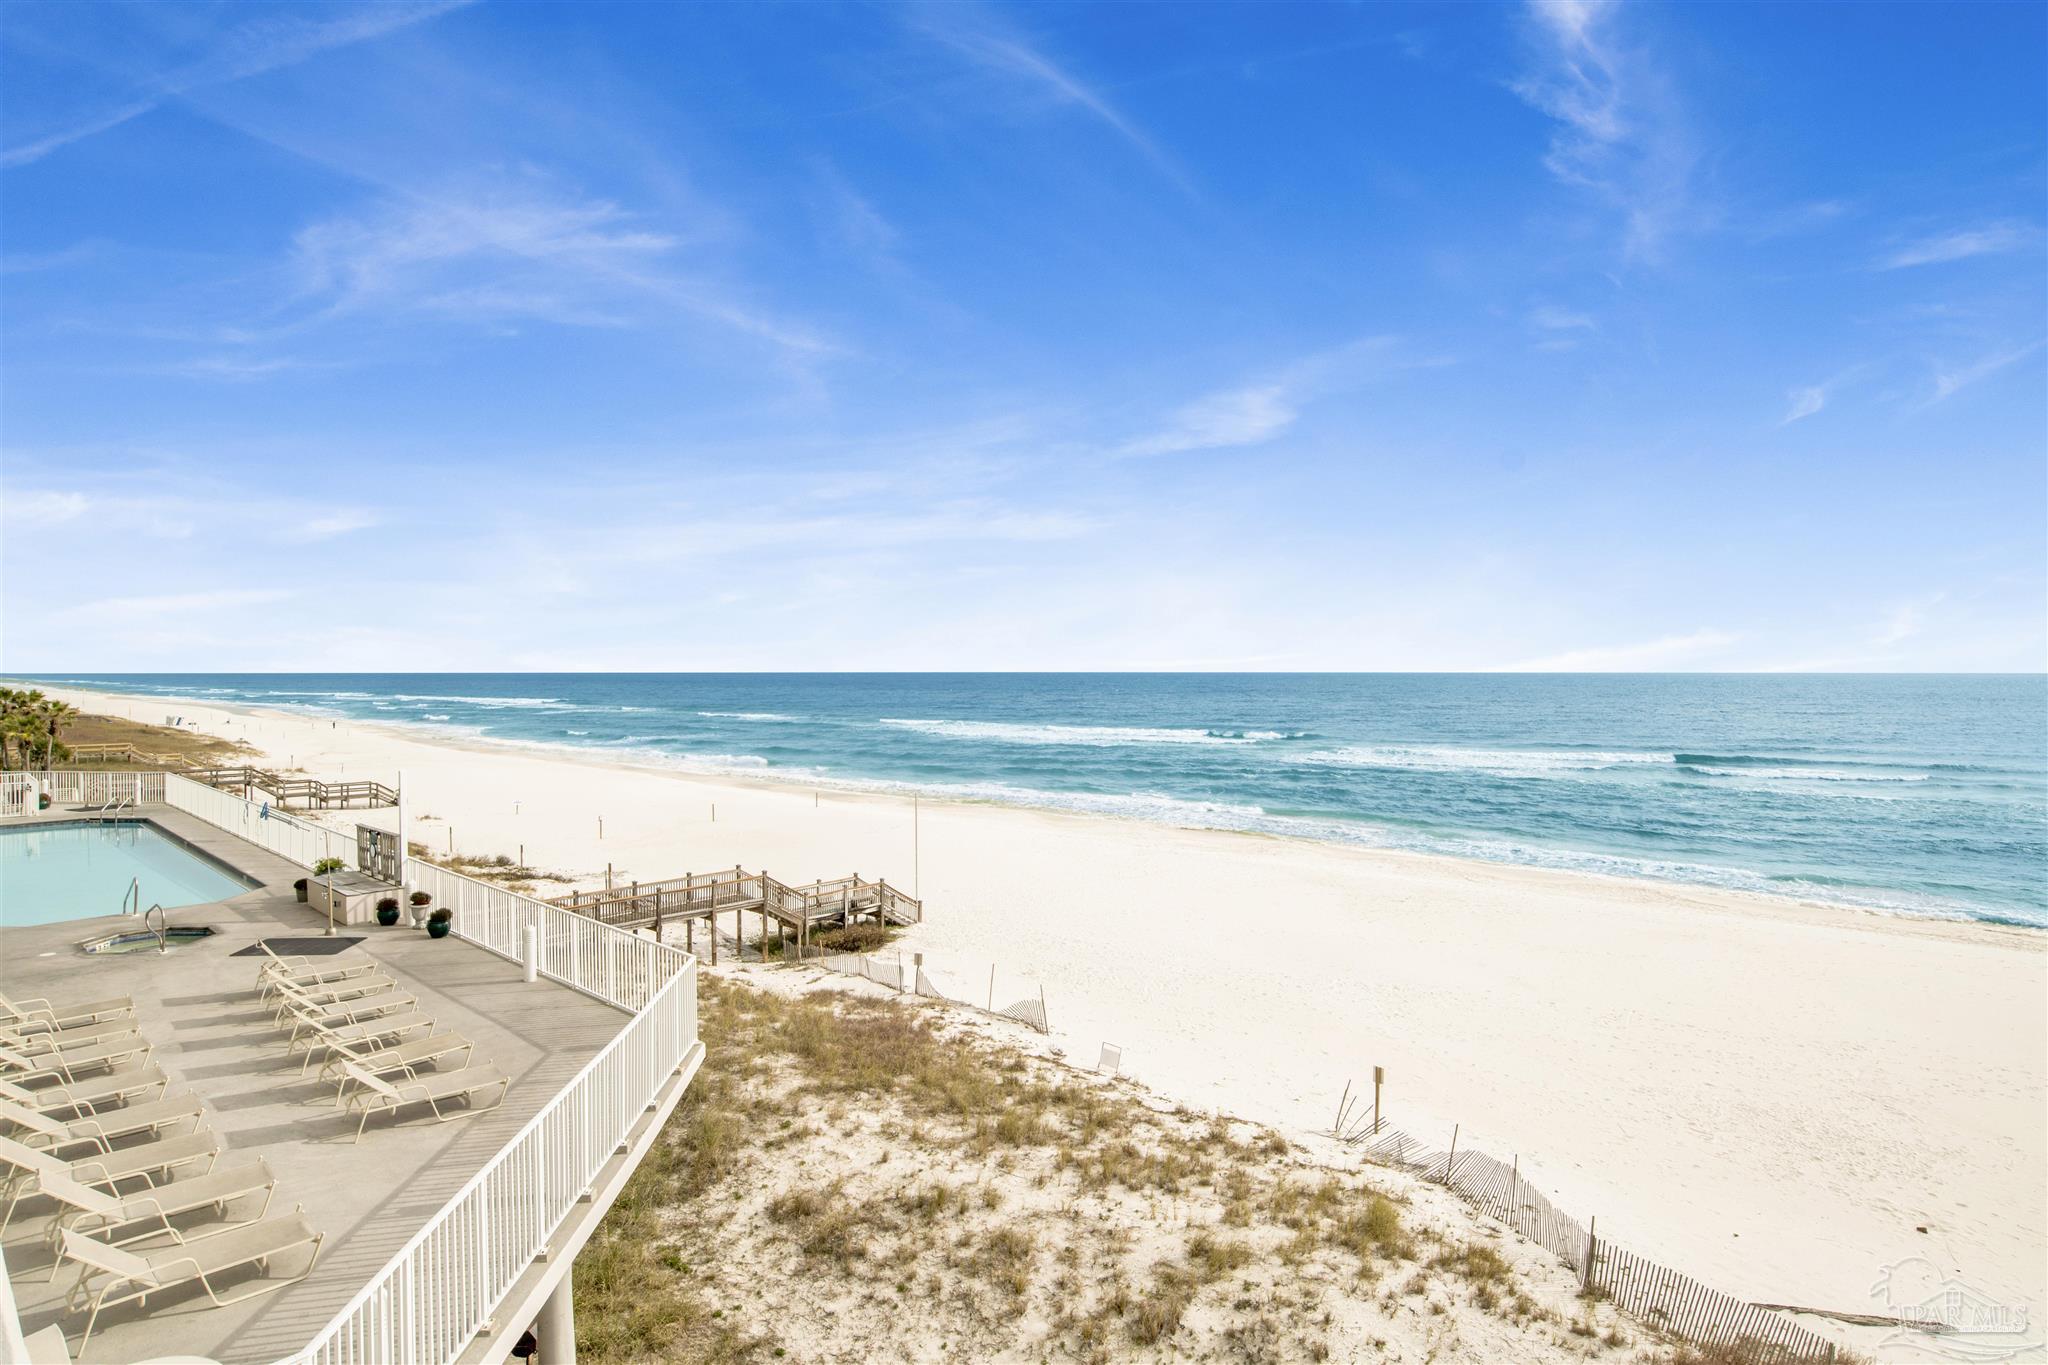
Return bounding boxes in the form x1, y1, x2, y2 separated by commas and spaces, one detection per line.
1, 0, 2043, 672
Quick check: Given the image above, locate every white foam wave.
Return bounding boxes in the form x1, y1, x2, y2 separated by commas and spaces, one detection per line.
383, 693, 572, 709
1298, 746, 1671, 776
1684, 764, 1929, 783
698, 711, 800, 722
424, 714, 452, 721
878, 718, 1294, 747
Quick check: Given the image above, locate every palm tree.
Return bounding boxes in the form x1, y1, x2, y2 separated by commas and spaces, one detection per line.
35, 698, 77, 768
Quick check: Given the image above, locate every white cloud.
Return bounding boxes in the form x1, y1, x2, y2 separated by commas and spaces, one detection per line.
304, 511, 380, 539
1875, 594, 1943, 646
1780, 385, 1827, 425
77, 589, 294, 617
911, 5, 1189, 191
1117, 337, 1407, 458
1927, 340, 2044, 405
2, 490, 90, 525
1, 2, 474, 168
1529, 304, 1596, 332
1511, 0, 1700, 262
1877, 221, 2034, 270
1507, 627, 1738, 671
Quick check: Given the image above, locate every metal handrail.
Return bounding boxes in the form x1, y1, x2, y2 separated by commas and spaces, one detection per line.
121, 877, 140, 917
143, 903, 168, 954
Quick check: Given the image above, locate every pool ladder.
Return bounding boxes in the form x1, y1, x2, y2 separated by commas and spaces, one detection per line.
144, 903, 168, 954
93, 795, 134, 824
121, 877, 140, 917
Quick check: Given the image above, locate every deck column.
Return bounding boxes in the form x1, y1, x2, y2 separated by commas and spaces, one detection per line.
537, 1273, 577, 1364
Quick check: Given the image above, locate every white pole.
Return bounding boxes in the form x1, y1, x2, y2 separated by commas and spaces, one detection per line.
524, 924, 539, 983
396, 767, 408, 889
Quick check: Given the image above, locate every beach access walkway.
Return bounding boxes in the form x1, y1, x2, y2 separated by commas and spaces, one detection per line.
549, 867, 921, 961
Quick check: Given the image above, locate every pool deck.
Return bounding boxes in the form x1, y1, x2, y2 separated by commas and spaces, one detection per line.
1, 805, 625, 1364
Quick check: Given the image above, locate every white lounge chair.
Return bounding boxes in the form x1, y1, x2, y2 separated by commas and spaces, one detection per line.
0, 1131, 220, 1231
341, 1062, 508, 1142
289, 1010, 436, 1073
0, 1037, 154, 1086
59, 1209, 323, 1350
0, 1018, 141, 1056
37, 1160, 277, 1269
0, 992, 135, 1034
254, 943, 379, 994
265, 972, 397, 1025
277, 986, 418, 1047
321, 1033, 475, 1104
1, 1092, 205, 1154
0, 1066, 168, 1117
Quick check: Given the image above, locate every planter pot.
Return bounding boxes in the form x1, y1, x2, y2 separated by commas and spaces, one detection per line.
294, 881, 310, 904
37, 795, 50, 811
377, 907, 401, 927
426, 919, 452, 940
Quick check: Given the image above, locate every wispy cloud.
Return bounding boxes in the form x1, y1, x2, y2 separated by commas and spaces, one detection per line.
1511, 0, 1700, 262
1875, 593, 1943, 647
1, 2, 474, 169
909, 4, 1190, 192
305, 511, 380, 539
1780, 385, 1827, 425
1, 490, 91, 525
1926, 339, 2044, 405
1116, 337, 1406, 458
266, 176, 832, 354
1508, 627, 1738, 671
77, 588, 294, 618
1877, 220, 2035, 270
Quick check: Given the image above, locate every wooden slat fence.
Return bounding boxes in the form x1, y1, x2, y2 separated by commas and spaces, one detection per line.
1344, 1113, 1838, 1362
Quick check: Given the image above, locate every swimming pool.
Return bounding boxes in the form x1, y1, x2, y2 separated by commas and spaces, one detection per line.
0, 821, 257, 928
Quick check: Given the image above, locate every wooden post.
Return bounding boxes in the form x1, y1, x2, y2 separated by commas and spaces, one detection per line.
710, 910, 718, 965
1445, 1124, 1459, 1186
1373, 1066, 1383, 1135
987, 964, 996, 1011
1510, 1154, 1520, 1228
1582, 1216, 1598, 1293
686, 918, 693, 955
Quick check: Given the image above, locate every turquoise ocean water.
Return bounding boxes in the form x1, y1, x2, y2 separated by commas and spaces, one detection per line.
22, 673, 2047, 928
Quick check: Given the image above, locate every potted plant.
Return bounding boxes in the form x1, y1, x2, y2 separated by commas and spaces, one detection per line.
426, 907, 454, 940
294, 878, 310, 904
376, 896, 401, 927
409, 890, 433, 929
36, 792, 50, 811
313, 857, 345, 876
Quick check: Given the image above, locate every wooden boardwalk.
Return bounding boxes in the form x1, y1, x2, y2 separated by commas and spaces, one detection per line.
184, 764, 399, 809
549, 866, 920, 962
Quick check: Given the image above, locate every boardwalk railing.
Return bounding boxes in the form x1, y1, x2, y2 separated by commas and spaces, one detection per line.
1344, 1116, 1839, 1362
183, 765, 398, 809
552, 865, 922, 935
65, 742, 205, 768
48, 771, 703, 1365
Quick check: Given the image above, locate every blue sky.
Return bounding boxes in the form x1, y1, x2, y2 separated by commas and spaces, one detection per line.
2, 0, 2042, 671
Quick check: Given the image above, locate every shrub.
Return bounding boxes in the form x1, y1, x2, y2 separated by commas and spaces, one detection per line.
409, 890, 432, 906
312, 857, 344, 875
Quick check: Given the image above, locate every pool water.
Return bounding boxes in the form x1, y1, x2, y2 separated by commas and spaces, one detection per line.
0, 821, 256, 927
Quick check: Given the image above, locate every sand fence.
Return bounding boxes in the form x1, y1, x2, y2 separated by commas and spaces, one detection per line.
1336, 1098, 1844, 1362
795, 948, 1051, 1034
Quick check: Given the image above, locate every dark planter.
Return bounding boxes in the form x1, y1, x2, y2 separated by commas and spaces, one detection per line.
377, 907, 401, 926
294, 879, 310, 904
37, 795, 50, 810
426, 918, 452, 940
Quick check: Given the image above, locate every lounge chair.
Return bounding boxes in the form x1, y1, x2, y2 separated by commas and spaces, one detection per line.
276, 986, 418, 1047
254, 942, 379, 994
1, 1091, 205, 1154
321, 1033, 474, 1105
341, 1062, 508, 1142
0, 1037, 154, 1086
0, 1131, 220, 1231
0, 992, 135, 1034
288, 1010, 436, 1073
0, 1065, 168, 1117
60, 1208, 323, 1350
265, 972, 397, 1025
0, 1017, 141, 1056
37, 1160, 277, 1268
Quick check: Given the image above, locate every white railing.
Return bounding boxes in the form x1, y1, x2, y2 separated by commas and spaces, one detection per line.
284, 959, 695, 1365
163, 774, 356, 871
2, 769, 167, 815
123, 770, 702, 1365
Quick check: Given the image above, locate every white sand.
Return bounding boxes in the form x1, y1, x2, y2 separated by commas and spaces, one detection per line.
44, 684, 2048, 1336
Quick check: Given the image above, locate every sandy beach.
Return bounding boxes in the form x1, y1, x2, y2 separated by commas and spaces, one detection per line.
35, 682, 2048, 1341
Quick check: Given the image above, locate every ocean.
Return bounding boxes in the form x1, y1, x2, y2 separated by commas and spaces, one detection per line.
26, 673, 2047, 928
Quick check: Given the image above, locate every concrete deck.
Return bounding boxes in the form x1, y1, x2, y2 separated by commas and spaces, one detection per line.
2, 805, 626, 1364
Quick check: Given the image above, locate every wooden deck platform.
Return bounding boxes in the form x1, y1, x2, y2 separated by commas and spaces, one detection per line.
184, 764, 399, 809
548, 867, 920, 963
